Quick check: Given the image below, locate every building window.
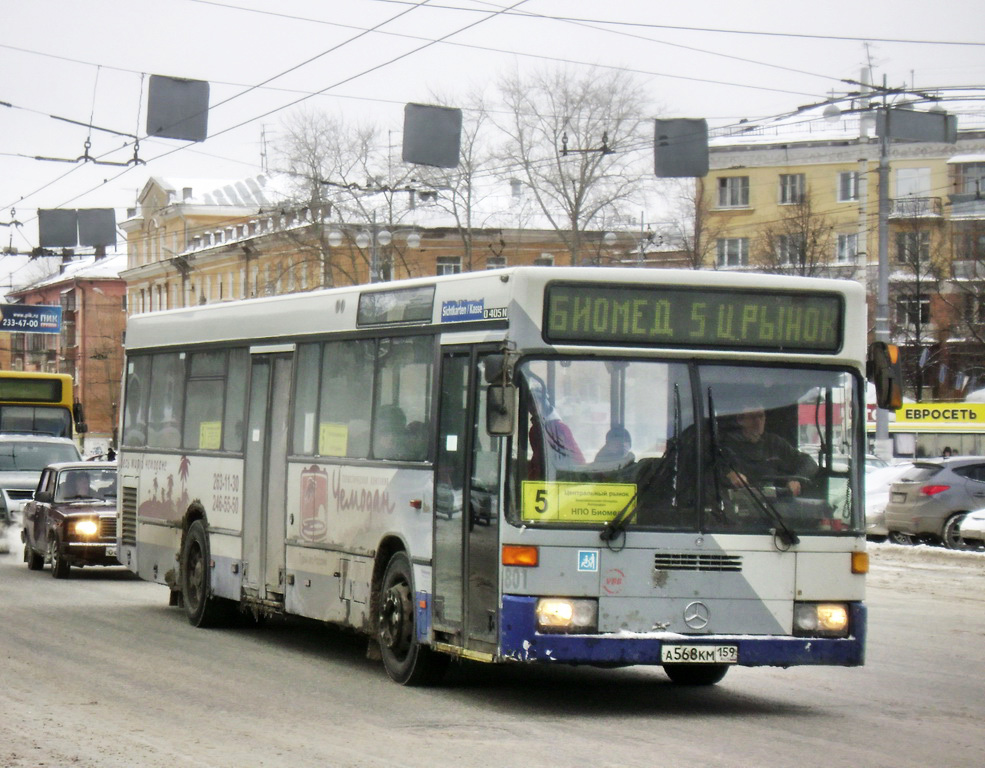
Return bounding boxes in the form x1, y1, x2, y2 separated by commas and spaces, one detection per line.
777, 234, 804, 265
896, 167, 931, 198
779, 173, 806, 204
716, 238, 749, 267
955, 163, 985, 195
962, 295, 985, 325
836, 233, 858, 263
838, 171, 859, 202
895, 231, 930, 264
436, 256, 462, 276
486, 255, 507, 269
955, 226, 985, 261
717, 177, 749, 208
533, 253, 555, 267
896, 295, 930, 327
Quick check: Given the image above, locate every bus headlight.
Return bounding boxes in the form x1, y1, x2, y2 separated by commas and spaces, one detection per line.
793, 602, 850, 637
535, 598, 598, 634
73, 519, 99, 537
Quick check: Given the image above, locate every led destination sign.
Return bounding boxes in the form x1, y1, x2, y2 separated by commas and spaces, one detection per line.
545, 283, 842, 352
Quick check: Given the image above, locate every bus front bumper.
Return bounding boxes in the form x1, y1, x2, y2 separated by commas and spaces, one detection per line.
499, 595, 866, 668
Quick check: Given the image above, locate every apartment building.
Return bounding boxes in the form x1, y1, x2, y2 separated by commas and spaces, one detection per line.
119, 175, 673, 315
703, 100, 985, 399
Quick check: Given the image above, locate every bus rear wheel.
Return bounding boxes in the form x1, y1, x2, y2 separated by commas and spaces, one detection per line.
663, 663, 730, 686
181, 520, 235, 628
377, 551, 448, 686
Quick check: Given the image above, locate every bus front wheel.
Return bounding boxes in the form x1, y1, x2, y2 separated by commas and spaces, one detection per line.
377, 551, 448, 686
663, 663, 730, 686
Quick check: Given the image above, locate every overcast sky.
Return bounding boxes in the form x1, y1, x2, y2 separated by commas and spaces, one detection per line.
1, 0, 983, 282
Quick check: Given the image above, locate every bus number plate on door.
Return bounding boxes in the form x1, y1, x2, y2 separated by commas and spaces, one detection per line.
660, 645, 738, 664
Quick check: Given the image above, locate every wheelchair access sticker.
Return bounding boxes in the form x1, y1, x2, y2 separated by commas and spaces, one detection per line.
577, 550, 599, 572
521, 481, 636, 523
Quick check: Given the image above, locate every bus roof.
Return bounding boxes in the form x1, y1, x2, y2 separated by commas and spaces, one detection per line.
124, 266, 866, 359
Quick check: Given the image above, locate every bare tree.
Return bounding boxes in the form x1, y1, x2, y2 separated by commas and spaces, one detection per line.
665, 178, 727, 269
410, 92, 503, 272
494, 66, 651, 266
275, 109, 418, 285
889, 219, 951, 399
754, 194, 835, 276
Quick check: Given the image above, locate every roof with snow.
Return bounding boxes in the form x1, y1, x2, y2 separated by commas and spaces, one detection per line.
7, 253, 126, 297
709, 95, 985, 149
139, 174, 290, 210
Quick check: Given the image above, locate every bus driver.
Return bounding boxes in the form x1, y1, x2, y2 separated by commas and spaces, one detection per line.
721, 404, 818, 496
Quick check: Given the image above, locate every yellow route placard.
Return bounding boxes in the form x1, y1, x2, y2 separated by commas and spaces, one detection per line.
521, 481, 637, 523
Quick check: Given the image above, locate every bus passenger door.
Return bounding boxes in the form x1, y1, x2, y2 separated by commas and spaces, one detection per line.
243, 351, 293, 606
432, 350, 501, 654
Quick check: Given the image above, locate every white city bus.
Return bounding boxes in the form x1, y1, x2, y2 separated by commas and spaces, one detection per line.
118, 266, 884, 685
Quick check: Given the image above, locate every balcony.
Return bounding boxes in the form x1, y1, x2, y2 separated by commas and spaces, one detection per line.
890, 196, 943, 219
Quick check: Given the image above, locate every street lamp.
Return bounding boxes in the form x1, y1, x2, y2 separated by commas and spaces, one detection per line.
326, 221, 422, 283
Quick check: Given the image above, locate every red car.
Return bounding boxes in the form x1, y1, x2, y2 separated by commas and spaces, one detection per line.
22, 462, 118, 578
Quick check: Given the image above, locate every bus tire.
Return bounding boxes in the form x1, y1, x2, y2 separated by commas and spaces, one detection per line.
377, 551, 448, 686
663, 664, 729, 686
181, 520, 233, 628
49, 536, 70, 579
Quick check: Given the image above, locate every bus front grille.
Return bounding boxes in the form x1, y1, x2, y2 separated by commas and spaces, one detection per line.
653, 553, 743, 572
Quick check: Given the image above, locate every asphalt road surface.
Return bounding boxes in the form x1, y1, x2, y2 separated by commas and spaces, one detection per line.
1, 528, 983, 768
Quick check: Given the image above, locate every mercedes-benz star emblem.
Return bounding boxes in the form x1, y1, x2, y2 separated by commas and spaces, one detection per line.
683, 601, 710, 630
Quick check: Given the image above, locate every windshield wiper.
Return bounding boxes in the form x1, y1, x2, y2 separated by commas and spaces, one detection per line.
707, 389, 800, 548
601, 384, 684, 546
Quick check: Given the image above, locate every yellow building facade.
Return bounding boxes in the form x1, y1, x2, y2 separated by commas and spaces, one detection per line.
702, 108, 985, 399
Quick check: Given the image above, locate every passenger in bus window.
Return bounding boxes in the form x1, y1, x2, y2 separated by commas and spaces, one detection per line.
404, 421, 428, 461
592, 426, 635, 469
720, 404, 818, 496
374, 405, 407, 460
527, 394, 585, 479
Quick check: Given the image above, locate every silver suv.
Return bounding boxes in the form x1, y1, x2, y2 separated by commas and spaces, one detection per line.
884, 456, 985, 549
0, 435, 82, 547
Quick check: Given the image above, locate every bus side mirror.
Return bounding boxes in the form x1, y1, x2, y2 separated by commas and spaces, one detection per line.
867, 342, 903, 410
487, 385, 515, 436
74, 401, 88, 434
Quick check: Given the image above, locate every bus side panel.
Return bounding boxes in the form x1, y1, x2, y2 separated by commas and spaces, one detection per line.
283, 462, 432, 630
120, 452, 244, 594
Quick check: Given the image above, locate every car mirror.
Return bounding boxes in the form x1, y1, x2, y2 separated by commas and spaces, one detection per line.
34, 491, 53, 504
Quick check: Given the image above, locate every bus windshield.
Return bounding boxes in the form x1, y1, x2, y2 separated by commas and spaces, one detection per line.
0, 405, 73, 437
512, 358, 860, 536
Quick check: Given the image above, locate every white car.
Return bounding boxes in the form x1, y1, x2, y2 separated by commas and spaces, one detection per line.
865, 462, 915, 543
959, 509, 985, 548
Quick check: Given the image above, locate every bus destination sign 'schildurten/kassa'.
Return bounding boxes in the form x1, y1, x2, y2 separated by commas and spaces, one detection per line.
544, 283, 842, 352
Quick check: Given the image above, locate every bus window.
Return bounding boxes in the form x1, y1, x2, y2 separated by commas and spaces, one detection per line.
147, 353, 185, 450
513, 358, 695, 528
318, 339, 374, 458
223, 349, 248, 452
372, 336, 433, 462
183, 351, 227, 450
122, 356, 152, 447
292, 343, 321, 455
